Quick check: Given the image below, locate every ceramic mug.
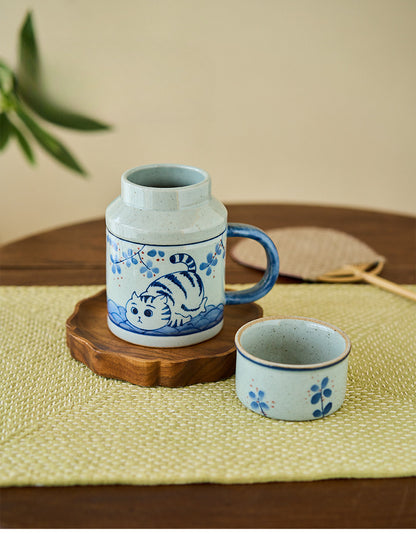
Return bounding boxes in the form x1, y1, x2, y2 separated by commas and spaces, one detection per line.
235, 316, 351, 421
105, 164, 279, 347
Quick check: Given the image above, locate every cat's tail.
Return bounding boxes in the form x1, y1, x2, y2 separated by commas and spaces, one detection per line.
169, 253, 196, 272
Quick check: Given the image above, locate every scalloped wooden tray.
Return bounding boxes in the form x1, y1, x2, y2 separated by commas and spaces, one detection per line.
66, 289, 262, 387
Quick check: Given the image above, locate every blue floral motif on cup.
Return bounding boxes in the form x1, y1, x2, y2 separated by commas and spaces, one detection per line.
248, 390, 270, 416
199, 238, 225, 276
310, 377, 333, 418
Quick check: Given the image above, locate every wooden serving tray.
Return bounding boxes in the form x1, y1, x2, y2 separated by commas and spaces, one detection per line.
66, 289, 263, 387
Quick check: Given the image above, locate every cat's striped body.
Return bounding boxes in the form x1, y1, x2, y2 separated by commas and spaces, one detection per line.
126, 253, 207, 329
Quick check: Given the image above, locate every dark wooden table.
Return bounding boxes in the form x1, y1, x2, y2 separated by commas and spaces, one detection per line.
1, 204, 415, 528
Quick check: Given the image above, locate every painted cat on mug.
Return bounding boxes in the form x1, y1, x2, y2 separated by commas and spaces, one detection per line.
125, 253, 208, 330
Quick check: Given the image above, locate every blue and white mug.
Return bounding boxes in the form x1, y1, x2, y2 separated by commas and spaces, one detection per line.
105, 164, 279, 347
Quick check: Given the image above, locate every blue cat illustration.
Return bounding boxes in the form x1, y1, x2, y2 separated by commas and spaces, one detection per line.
126, 253, 208, 330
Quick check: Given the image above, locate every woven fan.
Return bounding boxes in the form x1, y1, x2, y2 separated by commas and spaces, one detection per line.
231, 226, 416, 302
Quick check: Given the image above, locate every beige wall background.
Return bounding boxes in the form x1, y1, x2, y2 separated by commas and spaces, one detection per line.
1, 0, 415, 245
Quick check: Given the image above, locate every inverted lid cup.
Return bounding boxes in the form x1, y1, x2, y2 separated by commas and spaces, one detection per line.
235, 316, 351, 421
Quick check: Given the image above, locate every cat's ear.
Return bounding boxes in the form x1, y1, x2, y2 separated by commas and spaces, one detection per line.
131, 291, 139, 299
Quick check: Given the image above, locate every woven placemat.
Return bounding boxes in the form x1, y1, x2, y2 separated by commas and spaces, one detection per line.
1, 285, 415, 487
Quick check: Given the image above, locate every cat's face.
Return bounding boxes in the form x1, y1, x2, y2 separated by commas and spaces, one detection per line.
126, 292, 170, 330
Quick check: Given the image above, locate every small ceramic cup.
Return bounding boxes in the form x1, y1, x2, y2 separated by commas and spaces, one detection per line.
235, 316, 351, 421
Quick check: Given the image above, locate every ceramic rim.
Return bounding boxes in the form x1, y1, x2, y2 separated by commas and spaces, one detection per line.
122, 163, 209, 190
235, 315, 351, 370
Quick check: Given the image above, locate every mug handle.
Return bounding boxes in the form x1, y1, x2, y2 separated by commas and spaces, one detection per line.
225, 223, 280, 305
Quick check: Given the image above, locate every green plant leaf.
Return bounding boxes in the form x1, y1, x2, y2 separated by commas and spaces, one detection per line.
0, 61, 16, 95
0, 113, 11, 149
8, 115, 35, 163
17, 90, 112, 131
19, 11, 39, 81
17, 11, 111, 131
14, 100, 87, 176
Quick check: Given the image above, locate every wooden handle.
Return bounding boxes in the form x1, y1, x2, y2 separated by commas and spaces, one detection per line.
346, 265, 416, 302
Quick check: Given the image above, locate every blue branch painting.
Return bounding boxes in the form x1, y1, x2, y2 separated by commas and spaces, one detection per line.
310, 377, 333, 418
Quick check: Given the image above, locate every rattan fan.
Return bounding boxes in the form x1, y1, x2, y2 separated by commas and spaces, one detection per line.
231, 226, 416, 302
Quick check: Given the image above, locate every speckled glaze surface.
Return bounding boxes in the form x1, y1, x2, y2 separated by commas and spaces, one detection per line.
235, 316, 351, 421
105, 164, 279, 347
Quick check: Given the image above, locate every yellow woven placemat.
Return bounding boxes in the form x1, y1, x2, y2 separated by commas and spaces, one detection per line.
1, 284, 415, 487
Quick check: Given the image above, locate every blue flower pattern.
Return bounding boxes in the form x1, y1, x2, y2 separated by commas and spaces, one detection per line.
310, 377, 333, 418
107, 234, 165, 277
200, 241, 225, 276
249, 390, 269, 416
